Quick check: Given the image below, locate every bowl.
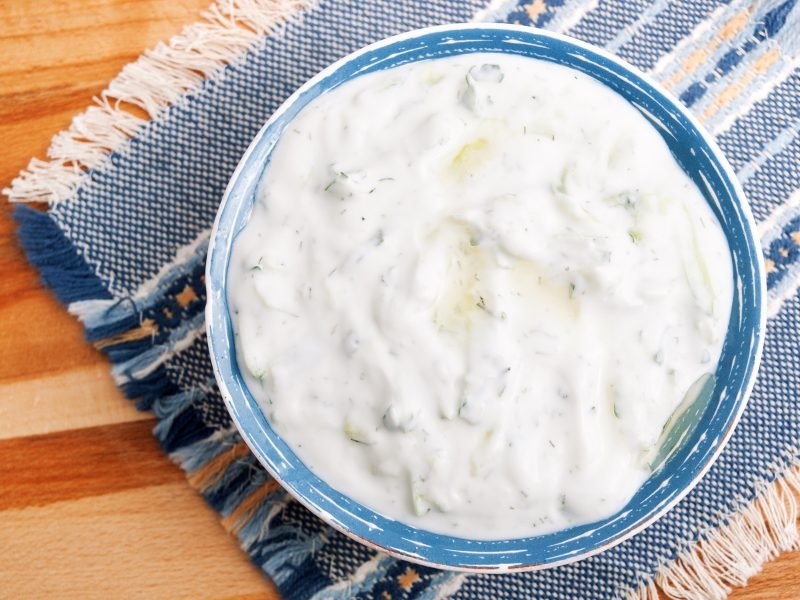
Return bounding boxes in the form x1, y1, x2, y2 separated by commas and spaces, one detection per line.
206, 24, 766, 572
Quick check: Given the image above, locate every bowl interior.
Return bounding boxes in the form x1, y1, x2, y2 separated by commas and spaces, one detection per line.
206, 25, 765, 571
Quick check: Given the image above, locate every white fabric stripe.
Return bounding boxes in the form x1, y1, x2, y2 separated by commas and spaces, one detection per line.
112, 315, 206, 383
736, 118, 800, 184
433, 573, 468, 599
472, 0, 518, 22
758, 189, 800, 242
546, 0, 599, 33
604, 0, 672, 53
136, 229, 211, 297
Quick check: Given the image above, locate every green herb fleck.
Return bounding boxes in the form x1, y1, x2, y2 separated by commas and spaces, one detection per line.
248, 256, 264, 271
606, 192, 638, 210
476, 295, 487, 311
344, 419, 372, 445
373, 230, 384, 246
628, 229, 642, 243
458, 397, 468, 417
324, 179, 336, 192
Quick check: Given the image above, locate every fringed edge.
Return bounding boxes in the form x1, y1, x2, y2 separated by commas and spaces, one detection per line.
158, 415, 333, 593
13, 205, 113, 303
626, 465, 800, 600
3, 0, 313, 204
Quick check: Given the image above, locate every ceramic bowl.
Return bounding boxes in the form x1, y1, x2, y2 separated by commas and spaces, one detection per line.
206, 24, 766, 572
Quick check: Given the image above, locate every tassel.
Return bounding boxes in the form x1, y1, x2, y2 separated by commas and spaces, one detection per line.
14, 205, 111, 304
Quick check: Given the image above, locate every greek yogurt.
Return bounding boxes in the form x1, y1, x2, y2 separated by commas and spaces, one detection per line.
227, 53, 733, 539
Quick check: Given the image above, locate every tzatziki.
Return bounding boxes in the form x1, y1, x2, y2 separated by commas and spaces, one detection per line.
227, 53, 733, 539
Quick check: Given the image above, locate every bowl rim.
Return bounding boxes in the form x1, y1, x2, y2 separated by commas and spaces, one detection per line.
205, 22, 767, 573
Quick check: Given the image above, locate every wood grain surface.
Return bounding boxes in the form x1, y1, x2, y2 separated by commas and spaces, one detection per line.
0, 1, 795, 598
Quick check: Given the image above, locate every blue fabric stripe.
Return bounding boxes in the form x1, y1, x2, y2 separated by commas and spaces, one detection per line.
14, 205, 112, 304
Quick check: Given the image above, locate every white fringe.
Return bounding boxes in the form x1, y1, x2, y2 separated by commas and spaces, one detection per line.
626, 466, 800, 600
624, 579, 659, 600
3, 0, 312, 204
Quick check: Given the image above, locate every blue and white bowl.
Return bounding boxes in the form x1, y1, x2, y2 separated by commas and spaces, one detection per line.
206, 24, 766, 572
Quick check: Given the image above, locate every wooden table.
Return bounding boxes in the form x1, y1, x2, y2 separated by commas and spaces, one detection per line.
0, 1, 797, 597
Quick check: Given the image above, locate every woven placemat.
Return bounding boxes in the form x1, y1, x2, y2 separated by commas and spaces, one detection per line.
7, 1, 800, 598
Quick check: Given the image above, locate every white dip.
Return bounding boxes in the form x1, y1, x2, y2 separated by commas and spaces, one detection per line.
227, 53, 733, 539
